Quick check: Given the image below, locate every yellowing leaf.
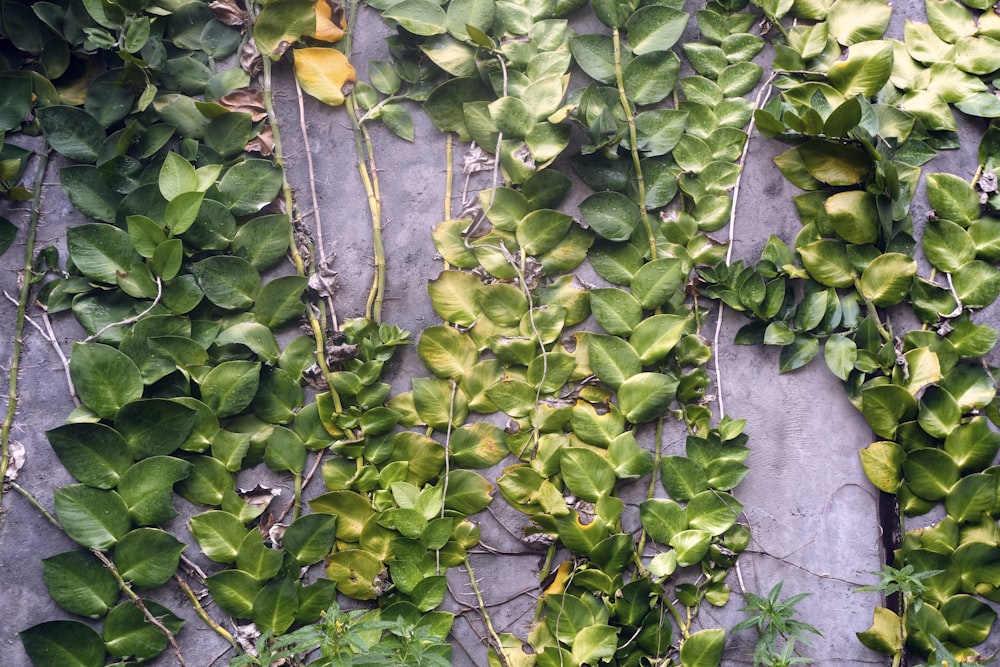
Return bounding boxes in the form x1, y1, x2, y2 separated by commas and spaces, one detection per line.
254, 0, 316, 58
312, 0, 346, 42
294, 48, 356, 107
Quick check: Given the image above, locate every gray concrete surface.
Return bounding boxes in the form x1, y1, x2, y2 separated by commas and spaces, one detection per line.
2, 1, 998, 666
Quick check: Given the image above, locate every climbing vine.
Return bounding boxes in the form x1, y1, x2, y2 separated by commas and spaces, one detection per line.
1, 0, 999, 666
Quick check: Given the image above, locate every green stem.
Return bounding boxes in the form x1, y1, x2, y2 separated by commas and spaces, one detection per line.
612, 28, 656, 259
174, 573, 238, 650
343, 1, 387, 323
633, 415, 665, 572
93, 549, 188, 666
1, 148, 49, 498
293, 472, 303, 521
532, 543, 557, 623
10, 481, 60, 528
463, 556, 509, 666
259, 53, 343, 413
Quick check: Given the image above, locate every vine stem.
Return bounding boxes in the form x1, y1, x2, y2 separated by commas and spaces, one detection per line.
343, 0, 387, 323
633, 415, 665, 574
83, 276, 162, 343
462, 555, 510, 667
612, 28, 656, 259
1, 147, 49, 495
173, 573, 238, 650
259, 48, 343, 413
92, 549, 187, 666
712, 73, 776, 419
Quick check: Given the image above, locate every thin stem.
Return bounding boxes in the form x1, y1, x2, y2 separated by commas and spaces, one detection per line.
10, 481, 60, 527
1, 148, 49, 494
463, 556, 510, 667
93, 549, 187, 666
173, 573, 238, 650
613, 28, 656, 259
634, 415, 665, 574
83, 276, 162, 343
260, 54, 342, 413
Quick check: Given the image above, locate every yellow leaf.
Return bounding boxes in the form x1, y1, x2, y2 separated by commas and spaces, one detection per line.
294, 47, 356, 107
312, 0, 346, 42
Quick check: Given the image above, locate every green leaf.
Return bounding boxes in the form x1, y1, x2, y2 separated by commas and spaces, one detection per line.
686, 491, 742, 535
670, 529, 712, 567
826, 190, 879, 244
67, 223, 139, 285
37, 106, 106, 162
217, 158, 283, 215
660, 455, 708, 501
429, 270, 482, 326
922, 217, 976, 272
578, 191, 642, 242
263, 427, 307, 474
189, 510, 248, 563
618, 372, 679, 423
902, 447, 959, 500
283, 513, 337, 565
451, 422, 509, 468
70, 343, 143, 420
639, 498, 688, 543
945, 473, 995, 522
952, 260, 1000, 308
560, 448, 616, 502
679, 628, 725, 667
116, 399, 197, 459
117, 456, 191, 525
927, 172, 980, 225
42, 551, 119, 618
798, 240, 856, 287
46, 423, 132, 489
206, 569, 261, 618
779, 335, 820, 372
797, 139, 872, 185
192, 255, 260, 310
859, 441, 904, 493
232, 214, 292, 270
630, 313, 691, 365
236, 530, 283, 581
634, 109, 689, 157
383, 0, 448, 35
517, 209, 573, 255
217, 322, 281, 364
572, 625, 620, 665
824, 333, 857, 381
200, 360, 261, 418
445, 469, 495, 514
861, 384, 918, 438
569, 34, 617, 84
945, 417, 1000, 472
941, 594, 996, 646
55, 485, 131, 551
827, 0, 892, 45
624, 51, 681, 105
103, 599, 183, 660
918, 386, 962, 438
858, 253, 916, 306
60, 165, 123, 223
20, 621, 107, 667
114, 528, 186, 589
857, 606, 903, 655
631, 258, 686, 309
625, 6, 689, 54
587, 333, 641, 388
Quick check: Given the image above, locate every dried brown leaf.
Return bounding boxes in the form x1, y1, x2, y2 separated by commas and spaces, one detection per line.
209, 0, 246, 27
217, 88, 267, 121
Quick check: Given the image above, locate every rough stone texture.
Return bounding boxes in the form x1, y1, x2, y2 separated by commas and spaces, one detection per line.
2, 1, 999, 666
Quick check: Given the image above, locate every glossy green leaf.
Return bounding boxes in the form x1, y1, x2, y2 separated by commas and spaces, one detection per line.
189, 510, 247, 563
199, 361, 261, 418
927, 172, 980, 225
945, 417, 1000, 472
42, 551, 119, 619
103, 599, 183, 660
941, 594, 996, 646
117, 456, 191, 525
859, 441, 904, 493
669, 529, 712, 567
859, 253, 916, 306
206, 569, 260, 618
383, 0, 448, 35
631, 258, 686, 309
114, 528, 185, 589
37, 106, 105, 162
46, 423, 132, 490
660, 455, 708, 501
560, 448, 616, 502
429, 270, 482, 326
903, 447, 959, 500
283, 513, 336, 566
952, 260, 1000, 308
444, 469, 494, 514
625, 6, 689, 55
861, 384, 918, 438
587, 333, 641, 388
639, 498, 687, 544
569, 34, 616, 84
578, 191, 642, 242
617, 372, 678, 423
192, 255, 260, 310
828, 0, 892, 44
232, 214, 292, 270
217, 159, 283, 216
55, 485, 131, 551
679, 628, 726, 667
20, 621, 107, 667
